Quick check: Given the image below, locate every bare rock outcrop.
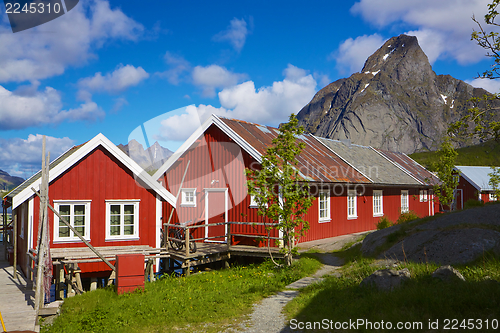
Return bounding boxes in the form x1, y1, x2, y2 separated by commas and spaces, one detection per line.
297, 34, 500, 153
361, 204, 500, 265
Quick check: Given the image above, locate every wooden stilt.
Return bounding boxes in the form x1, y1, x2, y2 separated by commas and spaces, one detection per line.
90, 277, 97, 291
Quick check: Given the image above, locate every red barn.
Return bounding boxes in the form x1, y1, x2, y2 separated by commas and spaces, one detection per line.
7, 133, 175, 279
453, 166, 499, 209
153, 115, 439, 245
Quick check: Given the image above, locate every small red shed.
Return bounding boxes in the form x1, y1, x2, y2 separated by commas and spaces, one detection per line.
453, 166, 499, 209
6, 133, 176, 278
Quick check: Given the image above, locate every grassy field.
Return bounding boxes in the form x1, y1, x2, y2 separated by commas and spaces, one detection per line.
285, 243, 500, 332
41, 257, 322, 333
410, 140, 500, 170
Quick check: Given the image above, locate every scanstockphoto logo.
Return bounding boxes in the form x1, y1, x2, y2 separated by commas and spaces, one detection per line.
3, 0, 79, 33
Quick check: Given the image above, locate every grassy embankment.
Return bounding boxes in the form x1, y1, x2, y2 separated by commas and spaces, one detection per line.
410, 140, 500, 169
284, 216, 500, 332
42, 257, 322, 333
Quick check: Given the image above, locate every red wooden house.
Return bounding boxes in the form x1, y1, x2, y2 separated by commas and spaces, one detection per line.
153, 115, 439, 245
6, 133, 175, 278
453, 166, 499, 209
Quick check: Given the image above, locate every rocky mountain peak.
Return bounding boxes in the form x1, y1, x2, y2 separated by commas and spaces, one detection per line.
296, 34, 497, 153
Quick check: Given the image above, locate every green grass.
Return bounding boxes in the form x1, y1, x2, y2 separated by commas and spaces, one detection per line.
42, 257, 322, 333
410, 140, 500, 170
285, 253, 500, 332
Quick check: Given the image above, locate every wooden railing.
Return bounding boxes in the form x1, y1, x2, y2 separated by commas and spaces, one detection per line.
164, 221, 283, 256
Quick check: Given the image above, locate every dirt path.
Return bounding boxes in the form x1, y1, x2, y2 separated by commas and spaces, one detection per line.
222, 232, 367, 333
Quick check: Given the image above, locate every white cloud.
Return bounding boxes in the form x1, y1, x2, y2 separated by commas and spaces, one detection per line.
466, 78, 500, 93
157, 64, 317, 142
0, 0, 144, 83
158, 52, 191, 85
0, 135, 74, 177
78, 64, 149, 95
213, 18, 250, 52
333, 34, 386, 74
0, 84, 104, 130
350, 0, 491, 65
192, 65, 247, 97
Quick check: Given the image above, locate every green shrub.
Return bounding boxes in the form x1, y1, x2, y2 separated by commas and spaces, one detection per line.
464, 198, 484, 209
396, 210, 419, 224
376, 216, 393, 230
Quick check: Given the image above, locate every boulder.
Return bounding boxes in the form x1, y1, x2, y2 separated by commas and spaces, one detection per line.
432, 265, 465, 282
360, 268, 410, 291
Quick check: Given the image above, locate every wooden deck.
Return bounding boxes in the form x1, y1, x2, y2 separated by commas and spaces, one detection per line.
0, 243, 38, 332
50, 245, 169, 265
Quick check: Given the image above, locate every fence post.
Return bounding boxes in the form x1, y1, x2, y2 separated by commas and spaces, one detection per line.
185, 225, 189, 258
226, 222, 231, 250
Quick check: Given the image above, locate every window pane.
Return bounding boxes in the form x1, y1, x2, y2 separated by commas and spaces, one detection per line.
74, 215, 85, 226
123, 226, 134, 235
74, 205, 85, 215
124, 214, 134, 225
59, 205, 70, 216
75, 226, 84, 235
110, 226, 120, 235
110, 205, 121, 215
110, 215, 120, 226
59, 226, 69, 237
124, 205, 134, 215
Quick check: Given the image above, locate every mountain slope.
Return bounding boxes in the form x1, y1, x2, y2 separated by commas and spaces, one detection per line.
297, 34, 496, 153
0, 169, 24, 192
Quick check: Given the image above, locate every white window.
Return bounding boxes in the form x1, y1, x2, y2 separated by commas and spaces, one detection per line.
54, 201, 91, 242
419, 190, 428, 202
249, 195, 258, 208
401, 190, 409, 213
347, 190, 357, 219
180, 189, 196, 207
105, 200, 139, 240
489, 193, 498, 201
318, 191, 330, 222
373, 190, 383, 216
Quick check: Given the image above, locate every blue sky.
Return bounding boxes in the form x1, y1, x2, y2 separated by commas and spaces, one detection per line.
1, 0, 499, 178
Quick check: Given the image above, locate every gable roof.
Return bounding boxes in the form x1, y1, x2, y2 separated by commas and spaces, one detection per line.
374, 149, 440, 186
455, 166, 498, 191
9, 133, 176, 209
153, 115, 370, 184
314, 137, 421, 185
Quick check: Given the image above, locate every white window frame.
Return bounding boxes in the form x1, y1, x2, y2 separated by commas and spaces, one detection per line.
53, 200, 91, 243
401, 190, 409, 213
373, 190, 383, 217
180, 188, 196, 207
347, 190, 357, 219
489, 193, 498, 201
318, 190, 331, 222
105, 200, 140, 241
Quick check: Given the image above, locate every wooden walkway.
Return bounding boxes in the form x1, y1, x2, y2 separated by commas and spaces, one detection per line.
0, 243, 37, 332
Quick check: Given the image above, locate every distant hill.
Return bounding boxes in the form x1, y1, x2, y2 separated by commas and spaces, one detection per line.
117, 140, 173, 173
297, 34, 500, 154
0, 169, 24, 193
409, 140, 500, 170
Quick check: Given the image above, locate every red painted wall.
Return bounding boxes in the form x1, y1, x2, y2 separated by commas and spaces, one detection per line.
27, 146, 159, 273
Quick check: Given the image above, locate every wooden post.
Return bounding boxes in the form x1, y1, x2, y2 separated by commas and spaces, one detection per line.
55, 264, 64, 299
13, 214, 17, 279
90, 277, 97, 291
185, 226, 190, 258
35, 138, 48, 315
150, 259, 155, 282
226, 222, 231, 250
